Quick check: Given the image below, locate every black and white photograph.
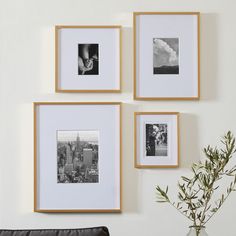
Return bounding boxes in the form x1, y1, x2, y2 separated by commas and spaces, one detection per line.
153, 38, 179, 75
78, 44, 99, 75
145, 123, 168, 156
57, 130, 99, 183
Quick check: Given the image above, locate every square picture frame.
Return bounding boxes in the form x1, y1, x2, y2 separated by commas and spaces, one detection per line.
34, 102, 121, 212
134, 112, 179, 168
55, 26, 121, 93
133, 12, 200, 100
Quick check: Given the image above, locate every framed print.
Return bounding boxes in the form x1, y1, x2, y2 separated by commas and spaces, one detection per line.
34, 102, 121, 212
133, 12, 200, 100
55, 26, 121, 93
134, 112, 179, 168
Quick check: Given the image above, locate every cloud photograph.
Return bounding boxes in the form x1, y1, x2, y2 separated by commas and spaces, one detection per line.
153, 38, 179, 75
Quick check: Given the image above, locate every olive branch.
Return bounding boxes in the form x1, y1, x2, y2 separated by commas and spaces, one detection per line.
156, 131, 236, 230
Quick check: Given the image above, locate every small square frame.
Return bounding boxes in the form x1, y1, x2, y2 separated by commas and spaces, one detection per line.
55, 25, 122, 93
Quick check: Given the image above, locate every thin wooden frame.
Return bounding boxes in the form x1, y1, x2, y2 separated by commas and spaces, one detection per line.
133, 12, 200, 100
134, 112, 180, 168
55, 26, 122, 93
34, 102, 122, 213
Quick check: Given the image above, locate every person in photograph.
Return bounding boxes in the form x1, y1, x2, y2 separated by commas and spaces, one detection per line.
78, 44, 99, 75
156, 127, 166, 145
146, 125, 159, 156
146, 124, 168, 156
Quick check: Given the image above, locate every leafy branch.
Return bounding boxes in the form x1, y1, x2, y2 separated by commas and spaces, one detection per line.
156, 131, 236, 230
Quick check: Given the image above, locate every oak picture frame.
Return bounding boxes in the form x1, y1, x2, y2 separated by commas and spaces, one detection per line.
133, 12, 200, 100
34, 102, 122, 213
134, 112, 180, 168
55, 26, 122, 93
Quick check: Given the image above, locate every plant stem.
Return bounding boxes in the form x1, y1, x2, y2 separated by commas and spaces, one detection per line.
168, 201, 192, 222
203, 181, 236, 225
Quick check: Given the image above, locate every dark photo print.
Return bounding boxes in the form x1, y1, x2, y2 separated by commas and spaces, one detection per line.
153, 38, 179, 75
57, 130, 99, 183
146, 124, 168, 156
78, 44, 99, 75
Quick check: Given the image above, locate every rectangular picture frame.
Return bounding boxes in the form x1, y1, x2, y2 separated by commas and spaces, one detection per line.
133, 12, 200, 100
134, 112, 179, 168
55, 26, 122, 93
34, 102, 122, 212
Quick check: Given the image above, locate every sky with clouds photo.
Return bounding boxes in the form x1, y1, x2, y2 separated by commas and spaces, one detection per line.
153, 38, 179, 68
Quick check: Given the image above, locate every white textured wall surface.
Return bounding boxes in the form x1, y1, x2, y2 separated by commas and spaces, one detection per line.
0, 0, 236, 235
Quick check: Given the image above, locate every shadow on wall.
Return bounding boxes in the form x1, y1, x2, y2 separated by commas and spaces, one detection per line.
200, 13, 219, 101
121, 27, 133, 94
122, 103, 140, 213
179, 113, 200, 168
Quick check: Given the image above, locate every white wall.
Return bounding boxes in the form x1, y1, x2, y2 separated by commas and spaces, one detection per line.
0, 0, 236, 235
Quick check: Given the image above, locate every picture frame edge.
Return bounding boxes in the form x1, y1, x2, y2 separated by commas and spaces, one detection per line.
55, 89, 122, 93
55, 26, 59, 93
133, 96, 200, 101
33, 208, 122, 213
133, 11, 200, 16
133, 12, 137, 100
54, 25, 122, 29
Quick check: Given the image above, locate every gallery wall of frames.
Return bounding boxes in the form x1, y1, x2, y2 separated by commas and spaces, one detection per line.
34, 12, 200, 212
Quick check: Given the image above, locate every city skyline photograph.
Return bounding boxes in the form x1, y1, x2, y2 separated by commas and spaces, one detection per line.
57, 130, 99, 143
57, 130, 99, 184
